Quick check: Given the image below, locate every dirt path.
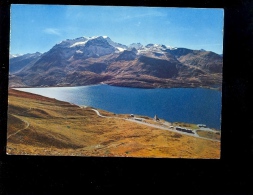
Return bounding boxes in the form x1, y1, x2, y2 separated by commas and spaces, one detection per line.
7, 107, 32, 140
7, 115, 30, 140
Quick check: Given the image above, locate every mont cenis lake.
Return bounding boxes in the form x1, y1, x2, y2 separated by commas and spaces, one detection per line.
16, 84, 222, 129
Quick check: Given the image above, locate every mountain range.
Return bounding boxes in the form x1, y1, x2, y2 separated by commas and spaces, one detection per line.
9, 36, 223, 89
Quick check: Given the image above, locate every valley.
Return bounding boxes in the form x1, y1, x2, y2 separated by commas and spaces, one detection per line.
7, 35, 222, 158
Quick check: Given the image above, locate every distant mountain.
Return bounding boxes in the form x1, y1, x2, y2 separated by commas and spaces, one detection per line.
9, 54, 22, 58
128, 43, 143, 50
9, 52, 42, 74
9, 36, 222, 89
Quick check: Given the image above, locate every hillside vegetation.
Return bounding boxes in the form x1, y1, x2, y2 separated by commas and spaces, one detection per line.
7, 89, 220, 158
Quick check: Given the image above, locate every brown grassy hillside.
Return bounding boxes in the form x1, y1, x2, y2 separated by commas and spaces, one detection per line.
7, 89, 220, 158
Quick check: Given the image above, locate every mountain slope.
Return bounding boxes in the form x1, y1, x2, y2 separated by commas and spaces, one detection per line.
7, 89, 220, 158
9, 52, 42, 74
9, 36, 223, 89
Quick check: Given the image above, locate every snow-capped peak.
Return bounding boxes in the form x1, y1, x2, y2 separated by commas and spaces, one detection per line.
88, 36, 100, 40
9, 52, 42, 59
70, 36, 109, 48
128, 43, 143, 50
70, 36, 104, 47
58, 36, 128, 54
56, 37, 88, 48
9, 54, 22, 58
145, 43, 168, 49
85, 35, 107, 40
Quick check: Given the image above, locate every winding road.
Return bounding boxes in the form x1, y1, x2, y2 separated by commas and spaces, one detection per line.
7, 106, 219, 142
90, 108, 220, 142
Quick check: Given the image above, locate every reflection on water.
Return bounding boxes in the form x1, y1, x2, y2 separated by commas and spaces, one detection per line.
16, 84, 222, 129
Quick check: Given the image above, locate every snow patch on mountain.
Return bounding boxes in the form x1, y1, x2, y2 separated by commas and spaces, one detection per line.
104, 37, 128, 50
76, 50, 83, 54
84, 35, 108, 41
68, 36, 127, 53
70, 41, 88, 47
9, 54, 22, 58
116, 47, 126, 52
128, 43, 143, 50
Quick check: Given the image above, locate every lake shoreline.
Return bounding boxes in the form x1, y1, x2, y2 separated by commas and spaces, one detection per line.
7, 88, 221, 158
8, 89, 221, 142
11, 82, 222, 92
12, 85, 222, 130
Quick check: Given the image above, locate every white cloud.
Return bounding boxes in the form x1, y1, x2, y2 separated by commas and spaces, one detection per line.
43, 28, 61, 36
123, 11, 167, 20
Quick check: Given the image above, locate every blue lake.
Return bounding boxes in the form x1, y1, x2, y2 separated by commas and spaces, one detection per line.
16, 84, 222, 129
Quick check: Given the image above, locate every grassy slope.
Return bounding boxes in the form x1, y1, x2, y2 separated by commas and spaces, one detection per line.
7, 89, 220, 158
196, 130, 221, 140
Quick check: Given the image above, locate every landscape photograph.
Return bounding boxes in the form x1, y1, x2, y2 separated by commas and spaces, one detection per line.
7, 5, 223, 158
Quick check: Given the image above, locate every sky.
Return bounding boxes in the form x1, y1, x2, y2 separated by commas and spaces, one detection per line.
10, 5, 224, 55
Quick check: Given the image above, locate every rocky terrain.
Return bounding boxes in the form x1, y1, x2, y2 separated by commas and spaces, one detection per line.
9, 36, 222, 89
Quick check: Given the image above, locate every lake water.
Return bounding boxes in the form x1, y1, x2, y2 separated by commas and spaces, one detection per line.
16, 84, 222, 129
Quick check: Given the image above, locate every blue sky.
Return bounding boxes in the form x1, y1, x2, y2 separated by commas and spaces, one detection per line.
10, 5, 224, 55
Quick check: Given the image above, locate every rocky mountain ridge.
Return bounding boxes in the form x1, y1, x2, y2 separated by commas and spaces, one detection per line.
9, 36, 222, 89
